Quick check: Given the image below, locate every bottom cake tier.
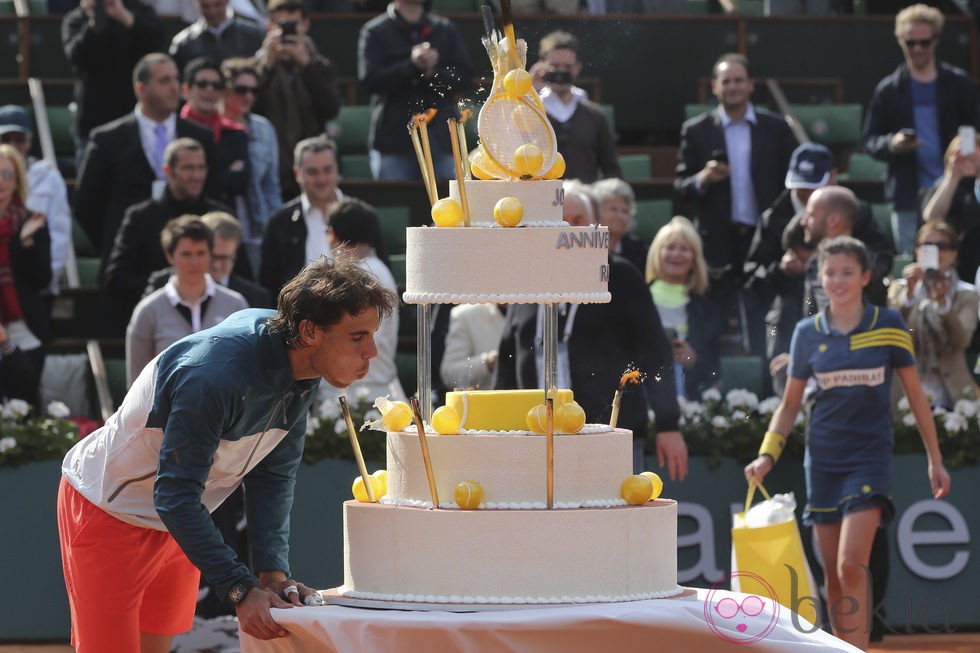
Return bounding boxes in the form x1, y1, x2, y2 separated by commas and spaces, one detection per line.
341, 499, 681, 604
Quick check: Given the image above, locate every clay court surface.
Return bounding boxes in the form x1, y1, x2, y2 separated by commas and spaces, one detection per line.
2, 633, 980, 652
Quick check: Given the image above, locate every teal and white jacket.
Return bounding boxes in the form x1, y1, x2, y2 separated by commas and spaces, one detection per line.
63, 309, 319, 597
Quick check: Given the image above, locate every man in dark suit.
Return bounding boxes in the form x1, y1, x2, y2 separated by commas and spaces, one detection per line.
103, 138, 230, 335
260, 136, 388, 300
74, 52, 217, 269
493, 255, 687, 481
674, 53, 796, 357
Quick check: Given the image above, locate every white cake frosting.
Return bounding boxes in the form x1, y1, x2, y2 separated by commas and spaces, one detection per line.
342, 500, 681, 604
449, 179, 564, 226
384, 428, 632, 509
403, 225, 612, 305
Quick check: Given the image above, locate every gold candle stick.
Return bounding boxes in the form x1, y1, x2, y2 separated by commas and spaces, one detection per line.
609, 366, 643, 429
408, 119, 436, 206
418, 111, 439, 205
609, 389, 623, 429
546, 396, 554, 509
340, 395, 375, 502
447, 118, 471, 227
457, 108, 471, 179
410, 396, 440, 508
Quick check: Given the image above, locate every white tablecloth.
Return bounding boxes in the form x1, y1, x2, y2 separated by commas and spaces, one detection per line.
239, 587, 860, 652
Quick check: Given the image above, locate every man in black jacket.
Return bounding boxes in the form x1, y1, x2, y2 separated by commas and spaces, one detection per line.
169, 0, 265, 73
74, 53, 217, 269
61, 0, 166, 158
863, 4, 979, 255
493, 255, 687, 481
103, 138, 229, 336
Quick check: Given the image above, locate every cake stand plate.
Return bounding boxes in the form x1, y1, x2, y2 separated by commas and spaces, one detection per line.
321, 587, 696, 612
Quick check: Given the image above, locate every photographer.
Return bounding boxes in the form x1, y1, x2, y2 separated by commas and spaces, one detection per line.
887, 220, 979, 408
254, 0, 341, 199
530, 30, 620, 184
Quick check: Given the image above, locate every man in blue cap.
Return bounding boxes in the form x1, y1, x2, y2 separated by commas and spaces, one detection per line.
0, 105, 71, 306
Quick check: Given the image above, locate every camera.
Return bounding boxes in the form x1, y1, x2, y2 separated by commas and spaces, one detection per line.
278, 19, 298, 39
92, 0, 108, 31
709, 148, 728, 165
545, 70, 574, 86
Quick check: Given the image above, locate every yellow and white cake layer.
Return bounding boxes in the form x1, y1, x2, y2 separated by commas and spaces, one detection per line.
449, 179, 565, 226
384, 427, 632, 509
445, 388, 574, 431
341, 499, 681, 604
403, 225, 611, 305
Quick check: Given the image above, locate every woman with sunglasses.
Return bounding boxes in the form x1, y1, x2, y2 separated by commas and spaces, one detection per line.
0, 145, 50, 405
745, 236, 950, 651
220, 57, 282, 275
888, 221, 979, 407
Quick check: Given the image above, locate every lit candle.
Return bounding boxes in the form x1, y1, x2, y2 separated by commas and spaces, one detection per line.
609, 366, 643, 429
447, 118, 471, 227
408, 118, 436, 206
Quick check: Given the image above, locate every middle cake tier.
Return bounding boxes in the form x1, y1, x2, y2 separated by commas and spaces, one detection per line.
384, 428, 633, 509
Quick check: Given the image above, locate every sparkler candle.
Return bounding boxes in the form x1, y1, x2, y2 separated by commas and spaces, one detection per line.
609, 366, 643, 429
418, 109, 439, 204
447, 118, 471, 226
407, 119, 436, 206
546, 395, 554, 509
457, 108, 472, 179
410, 396, 440, 508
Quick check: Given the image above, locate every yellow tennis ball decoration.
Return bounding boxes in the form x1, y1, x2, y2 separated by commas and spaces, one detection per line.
555, 400, 586, 433
431, 198, 463, 227
352, 474, 385, 502
431, 405, 461, 435
372, 469, 389, 496
513, 143, 544, 178
639, 471, 663, 500
525, 403, 548, 433
494, 196, 524, 227
471, 158, 495, 180
543, 152, 566, 180
381, 400, 414, 431
503, 69, 533, 98
621, 474, 654, 505
454, 480, 484, 510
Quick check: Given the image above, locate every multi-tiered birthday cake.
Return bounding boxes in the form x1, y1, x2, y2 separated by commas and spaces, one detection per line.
335, 27, 679, 607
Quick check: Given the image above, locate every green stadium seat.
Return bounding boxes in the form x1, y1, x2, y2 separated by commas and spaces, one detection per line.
847, 152, 887, 181
376, 205, 410, 255
431, 0, 474, 11
719, 355, 765, 397
72, 217, 97, 258
618, 153, 651, 181
734, 0, 765, 15
76, 257, 100, 287
389, 253, 406, 289
788, 104, 863, 147
891, 254, 913, 280
25, 104, 76, 158
685, 0, 710, 14
325, 105, 371, 154
870, 202, 894, 253
0, 1, 16, 15
341, 153, 372, 180
633, 198, 673, 244
684, 104, 714, 121
600, 104, 615, 132
396, 351, 417, 396
104, 358, 128, 409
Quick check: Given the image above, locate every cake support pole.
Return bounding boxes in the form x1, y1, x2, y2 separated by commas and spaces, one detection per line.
417, 304, 433, 423
542, 303, 558, 400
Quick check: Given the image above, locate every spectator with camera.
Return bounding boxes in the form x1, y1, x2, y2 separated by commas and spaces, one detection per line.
887, 220, 978, 408
169, 0, 266, 73
922, 130, 980, 283
254, 0, 341, 199
530, 30, 620, 184
863, 4, 979, 256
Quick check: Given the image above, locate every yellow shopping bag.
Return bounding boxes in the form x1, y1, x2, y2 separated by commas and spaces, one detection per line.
731, 482, 820, 627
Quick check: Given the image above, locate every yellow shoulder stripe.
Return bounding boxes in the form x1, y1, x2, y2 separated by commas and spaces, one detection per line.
850, 327, 913, 354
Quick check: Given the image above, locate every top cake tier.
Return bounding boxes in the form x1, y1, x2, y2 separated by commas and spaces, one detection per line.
404, 181, 611, 305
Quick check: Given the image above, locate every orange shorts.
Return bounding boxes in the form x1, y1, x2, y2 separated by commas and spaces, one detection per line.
57, 478, 200, 652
